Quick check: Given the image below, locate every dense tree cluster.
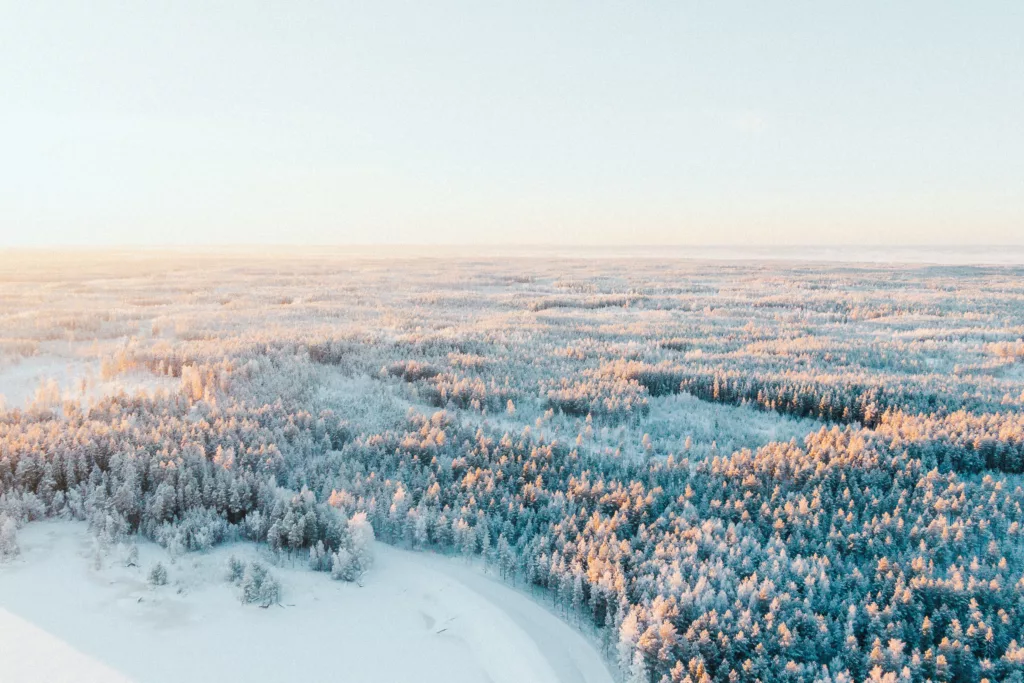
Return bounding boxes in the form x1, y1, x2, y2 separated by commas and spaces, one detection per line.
227, 557, 282, 607
604, 361, 1001, 429
0, 363, 371, 581
874, 410, 1024, 474
313, 412, 1024, 683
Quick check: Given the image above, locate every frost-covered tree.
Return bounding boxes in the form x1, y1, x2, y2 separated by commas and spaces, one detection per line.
627, 649, 649, 683
124, 544, 139, 567
226, 555, 245, 583
0, 515, 18, 560
148, 562, 168, 586
330, 547, 359, 582
348, 512, 375, 571
239, 561, 280, 607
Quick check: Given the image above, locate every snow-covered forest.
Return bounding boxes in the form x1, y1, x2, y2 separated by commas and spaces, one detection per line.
2, 251, 1024, 683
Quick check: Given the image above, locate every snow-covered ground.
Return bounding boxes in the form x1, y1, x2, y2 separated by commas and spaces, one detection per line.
0, 522, 614, 683
0, 608, 132, 683
0, 353, 176, 410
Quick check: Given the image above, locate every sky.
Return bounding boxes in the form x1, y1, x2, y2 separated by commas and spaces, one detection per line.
2, 1, 1022, 247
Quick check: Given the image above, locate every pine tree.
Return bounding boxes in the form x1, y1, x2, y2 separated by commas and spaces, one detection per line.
148, 562, 168, 586
348, 512, 375, 570
226, 555, 245, 583
331, 548, 359, 581
628, 650, 649, 683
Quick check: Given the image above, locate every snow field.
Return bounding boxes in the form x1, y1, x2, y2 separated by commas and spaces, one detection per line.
0, 522, 613, 683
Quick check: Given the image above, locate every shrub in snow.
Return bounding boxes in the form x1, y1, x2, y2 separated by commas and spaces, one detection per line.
330, 548, 359, 581
236, 561, 281, 607
226, 555, 245, 583
124, 544, 139, 567
148, 562, 168, 586
257, 575, 281, 607
91, 539, 104, 571
0, 515, 19, 560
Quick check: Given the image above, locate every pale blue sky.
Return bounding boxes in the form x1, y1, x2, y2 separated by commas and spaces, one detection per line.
2, 1, 1022, 246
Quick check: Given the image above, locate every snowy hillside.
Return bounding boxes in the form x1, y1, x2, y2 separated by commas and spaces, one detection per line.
0, 522, 612, 683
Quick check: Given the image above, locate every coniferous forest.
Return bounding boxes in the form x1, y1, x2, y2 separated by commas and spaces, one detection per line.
2, 251, 1024, 683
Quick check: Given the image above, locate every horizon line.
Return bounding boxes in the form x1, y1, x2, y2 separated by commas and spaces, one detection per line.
3, 243, 1024, 251
3, 244, 1024, 267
